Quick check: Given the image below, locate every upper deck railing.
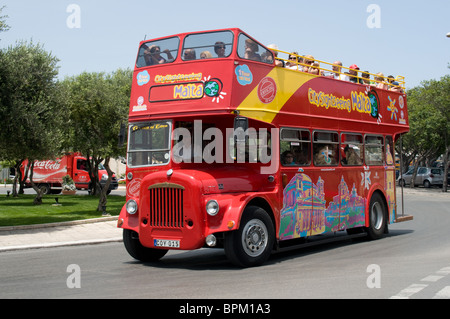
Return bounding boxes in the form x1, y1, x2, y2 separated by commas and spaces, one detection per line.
268, 48, 405, 91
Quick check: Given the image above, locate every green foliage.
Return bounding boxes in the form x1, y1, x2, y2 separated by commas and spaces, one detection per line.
62, 174, 76, 191
0, 41, 65, 162
0, 6, 9, 34
404, 75, 449, 163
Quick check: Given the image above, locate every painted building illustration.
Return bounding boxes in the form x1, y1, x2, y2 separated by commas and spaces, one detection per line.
280, 173, 365, 240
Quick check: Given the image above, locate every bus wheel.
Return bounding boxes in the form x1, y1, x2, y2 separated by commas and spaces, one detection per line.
366, 193, 386, 240
123, 229, 168, 262
224, 206, 274, 267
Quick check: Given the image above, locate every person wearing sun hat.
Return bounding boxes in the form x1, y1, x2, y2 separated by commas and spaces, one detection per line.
348, 64, 363, 84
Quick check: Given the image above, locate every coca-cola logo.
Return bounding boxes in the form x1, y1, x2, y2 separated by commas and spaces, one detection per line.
34, 160, 62, 170
127, 179, 141, 197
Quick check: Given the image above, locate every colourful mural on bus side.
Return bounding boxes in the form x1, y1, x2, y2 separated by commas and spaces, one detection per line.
279, 174, 366, 240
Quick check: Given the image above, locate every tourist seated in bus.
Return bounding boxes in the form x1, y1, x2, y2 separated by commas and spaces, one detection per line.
143, 45, 174, 65
313, 144, 337, 165
183, 49, 196, 60
328, 61, 349, 80
282, 151, 297, 166
374, 73, 388, 89
342, 145, 362, 165
296, 148, 310, 165
361, 71, 371, 85
261, 50, 273, 64
302, 55, 314, 73
286, 52, 300, 70
309, 62, 323, 76
266, 44, 283, 66
387, 76, 403, 92
348, 64, 363, 84
200, 51, 212, 59
244, 39, 261, 62
214, 41, 226, 58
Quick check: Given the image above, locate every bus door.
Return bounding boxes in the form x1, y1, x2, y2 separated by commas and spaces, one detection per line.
340, 133, 366, 230
310, 131, 340, 234
279, 128, 313, 239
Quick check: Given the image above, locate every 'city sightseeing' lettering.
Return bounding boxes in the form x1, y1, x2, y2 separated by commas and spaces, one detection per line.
155, 73, 203, 84
308, 88, 351, 113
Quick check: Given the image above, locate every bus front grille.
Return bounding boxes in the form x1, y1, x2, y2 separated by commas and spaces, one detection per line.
148, 185, 184, 228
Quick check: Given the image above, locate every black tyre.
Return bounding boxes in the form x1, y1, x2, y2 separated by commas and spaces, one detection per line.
224, 206, 274, 267
423, 180, 431, 188
123, 229, 168, 262
365, 193, 387, 240
38, 183, 51, 195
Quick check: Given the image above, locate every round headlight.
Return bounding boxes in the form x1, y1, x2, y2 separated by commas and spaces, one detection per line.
126, 199, 138, 215
206, 200, 219, 216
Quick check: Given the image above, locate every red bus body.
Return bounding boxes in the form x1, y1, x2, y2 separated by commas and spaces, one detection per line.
118, 28, 411, 266
21, 153, 118, 194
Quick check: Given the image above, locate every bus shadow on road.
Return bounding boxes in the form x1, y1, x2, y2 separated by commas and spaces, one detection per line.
125, 229, 415, 270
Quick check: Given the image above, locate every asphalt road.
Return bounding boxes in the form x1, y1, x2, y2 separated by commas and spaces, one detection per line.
1, 188, 449, 300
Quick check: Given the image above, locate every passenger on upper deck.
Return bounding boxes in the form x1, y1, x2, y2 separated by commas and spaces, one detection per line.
361, 71, 371, 85
348, 64, 363, 84
244, 39, 261, 62
309, 62, 322, 76
286, 52, 300, 70
214, 42, 226, 58
143, 45, 174, 65
200, 51, 212, 59
329, 61, 349, 81
302, 55, 314, 73
183, 49, 196, 60
374, 73, 388, 89
267, 44, 284, 67
388, 76, 403, 92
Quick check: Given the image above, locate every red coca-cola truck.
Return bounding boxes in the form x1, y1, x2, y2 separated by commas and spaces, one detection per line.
21, 153, 119, 194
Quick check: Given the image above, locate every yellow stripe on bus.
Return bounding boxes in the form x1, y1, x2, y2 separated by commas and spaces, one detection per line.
236, 68, 312, 123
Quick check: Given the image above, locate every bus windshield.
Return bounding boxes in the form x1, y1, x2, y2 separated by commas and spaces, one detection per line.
182, 30, 234, 60
127, 121, 172, 167
136, 37, 179, 67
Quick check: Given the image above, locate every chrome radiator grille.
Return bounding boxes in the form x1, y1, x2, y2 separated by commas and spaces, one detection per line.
148, 184, 184, 228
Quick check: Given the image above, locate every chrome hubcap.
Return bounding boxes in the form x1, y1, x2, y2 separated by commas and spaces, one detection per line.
242, 219, 268, 257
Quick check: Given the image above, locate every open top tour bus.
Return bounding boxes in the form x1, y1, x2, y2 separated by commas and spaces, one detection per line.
117, 28, 412, 267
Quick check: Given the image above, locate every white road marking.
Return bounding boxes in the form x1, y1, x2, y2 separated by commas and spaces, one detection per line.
433, 286, 450, 299
390, 284, 428, 299
421, 275, 444, 282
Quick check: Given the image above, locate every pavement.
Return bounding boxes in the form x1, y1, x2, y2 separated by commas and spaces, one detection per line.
0, 216, 123, 252
0, 186, 448, 253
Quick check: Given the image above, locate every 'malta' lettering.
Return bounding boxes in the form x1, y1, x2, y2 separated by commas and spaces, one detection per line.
174, 84, 203, 99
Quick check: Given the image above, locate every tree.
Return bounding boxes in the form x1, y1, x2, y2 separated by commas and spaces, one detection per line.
402, 75, 449, 191
63, 69, 131, 211
0, 41, 65, 203
0, 6, 10, 35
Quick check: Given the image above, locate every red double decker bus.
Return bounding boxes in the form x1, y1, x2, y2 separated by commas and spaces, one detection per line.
118, 28, 412, 267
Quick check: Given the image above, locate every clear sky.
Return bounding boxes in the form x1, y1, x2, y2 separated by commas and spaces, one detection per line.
1, 0, 449, 89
